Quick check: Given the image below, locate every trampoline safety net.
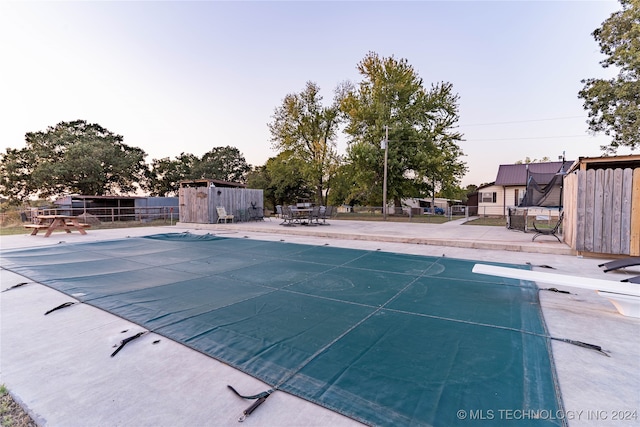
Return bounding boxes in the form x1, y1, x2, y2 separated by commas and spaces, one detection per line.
1, 233, 564, 426
519, 170, 563, 208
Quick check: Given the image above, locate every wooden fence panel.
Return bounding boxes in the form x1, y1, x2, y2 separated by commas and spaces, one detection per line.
611, 168, 623, 254
583, 169, 596, 252
562, 173, 576, 247
179, 187, 264, 223
576, 170, 587, 249
621, 168, 633, 255
602, 169, 613, 254
632, 169, 640, 256
208, 188, 264, 223
572, 167, 636, 255
592, 169, 604, 253
179, 187, 210, 223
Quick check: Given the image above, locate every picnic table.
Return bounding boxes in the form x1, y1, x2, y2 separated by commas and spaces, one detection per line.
24, 215, 90, 237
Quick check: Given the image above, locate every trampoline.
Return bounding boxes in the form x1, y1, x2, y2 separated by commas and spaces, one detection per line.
1, 233, 565, 426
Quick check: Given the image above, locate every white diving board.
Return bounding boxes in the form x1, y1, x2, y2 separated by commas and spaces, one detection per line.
472, 264, 640, 318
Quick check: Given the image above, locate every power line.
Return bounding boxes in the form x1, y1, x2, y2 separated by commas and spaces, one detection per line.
467, 135, 590, 142
460, 115, 585, 127
385, 134, 592, 143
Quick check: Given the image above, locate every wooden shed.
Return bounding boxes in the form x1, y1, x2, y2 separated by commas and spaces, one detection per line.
563, 155, 640, 256
178, 179, 264, 223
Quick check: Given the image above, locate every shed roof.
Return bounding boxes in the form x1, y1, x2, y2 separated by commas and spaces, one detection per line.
494, 161, 573, 186
54, 195, 144, 205
567, 154, 640, 172
179, 179, 246, 188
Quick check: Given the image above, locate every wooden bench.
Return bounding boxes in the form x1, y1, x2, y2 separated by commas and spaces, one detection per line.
66, 222, 91, 228
24, 224, 50, 230
24, 224, 50, 236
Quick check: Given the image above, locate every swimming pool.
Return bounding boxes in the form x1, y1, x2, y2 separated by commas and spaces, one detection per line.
1, 233, 564, 426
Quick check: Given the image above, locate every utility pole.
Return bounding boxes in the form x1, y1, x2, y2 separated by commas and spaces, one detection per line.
382, 125, 389, 220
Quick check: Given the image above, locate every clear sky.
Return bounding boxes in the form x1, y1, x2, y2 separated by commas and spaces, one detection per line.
0, 0, 632, 187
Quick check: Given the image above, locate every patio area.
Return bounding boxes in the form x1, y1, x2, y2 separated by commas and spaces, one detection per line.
1, 220, 638, 426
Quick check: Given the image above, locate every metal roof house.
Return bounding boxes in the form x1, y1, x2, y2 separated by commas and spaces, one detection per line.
478, 161, 573, 217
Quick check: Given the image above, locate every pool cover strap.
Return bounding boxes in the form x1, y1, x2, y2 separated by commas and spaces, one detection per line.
111, 331, 147, 357
551, 337, 610, 357
227, 385, 273, 422
44, 301, 76, 315
2, 282, 29, 292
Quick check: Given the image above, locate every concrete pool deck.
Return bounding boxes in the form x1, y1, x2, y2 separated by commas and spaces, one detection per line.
1, 220, 639, 426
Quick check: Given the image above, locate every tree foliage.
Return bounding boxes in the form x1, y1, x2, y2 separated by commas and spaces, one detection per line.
147, 146, 251, 196
325, 162, 358, 206
579, 0, 639, 152
515, 156, 551, 164
268, 81, 341, 205
246, 152, 312, 209
147, 153, 199, 196
0, 120, 148, 200
193, 146, 252, 183
340, 52, 466, 207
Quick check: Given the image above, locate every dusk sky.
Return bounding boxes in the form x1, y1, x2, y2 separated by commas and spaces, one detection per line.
1, 0, 632, 187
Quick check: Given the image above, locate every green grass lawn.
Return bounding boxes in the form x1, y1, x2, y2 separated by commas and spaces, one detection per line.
335, 213, 459, 224
463, 217, 507, 226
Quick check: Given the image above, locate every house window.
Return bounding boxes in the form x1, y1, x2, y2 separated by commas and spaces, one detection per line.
481, 192, 497, 203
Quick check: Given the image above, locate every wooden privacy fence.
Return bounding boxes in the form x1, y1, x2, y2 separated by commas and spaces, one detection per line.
179, 186, 264, 223
563, 168, 640, 256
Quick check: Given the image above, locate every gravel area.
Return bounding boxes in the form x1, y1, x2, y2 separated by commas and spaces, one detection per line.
1, 386, 36, 427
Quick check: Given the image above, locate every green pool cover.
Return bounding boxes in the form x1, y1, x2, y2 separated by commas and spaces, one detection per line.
1, 233, 564, 426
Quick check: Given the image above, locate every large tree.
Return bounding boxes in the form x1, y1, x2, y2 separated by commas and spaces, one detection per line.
147, 153, 199, 196
579, 0, 639, 152
246, 152, 313, 209
147, 146, 251, 196
192, 146, 251, 183
0, 120, 148, 200
341, 52, 466, 209
268, 81, 341, 205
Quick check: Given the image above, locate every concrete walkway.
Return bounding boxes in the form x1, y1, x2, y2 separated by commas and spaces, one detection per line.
1, 221, 638, 426
181, 216, 575, 255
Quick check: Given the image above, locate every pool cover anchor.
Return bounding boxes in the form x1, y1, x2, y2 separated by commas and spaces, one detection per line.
541, 287, 572, 295
111, 331, 147, 357
551, 337, 610, 357
44, 301, 77, 315
227, 385, 273, 422
2, 282, 29, 292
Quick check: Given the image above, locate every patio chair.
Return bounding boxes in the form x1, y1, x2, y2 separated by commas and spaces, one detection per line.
319, 205, 333, 225
248, 202, 264, 221
311, 206, 321, 224
531, 212, 563, 242
276, 205, 295, 226
285, 206, 298, 226
621, 276, 640, 284
289, 205, 303, 224
216, 207, 234, 223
